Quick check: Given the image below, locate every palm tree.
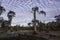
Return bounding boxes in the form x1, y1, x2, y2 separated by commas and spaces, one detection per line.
7, 11, 15, 26
0, 6, 5, 15
28, 23, 32, 26
54, 15, 60, 30
32, 6, 46, 33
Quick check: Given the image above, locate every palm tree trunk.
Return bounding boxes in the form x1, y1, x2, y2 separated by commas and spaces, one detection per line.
8, 17, 12, 26
33, 11, 37, 32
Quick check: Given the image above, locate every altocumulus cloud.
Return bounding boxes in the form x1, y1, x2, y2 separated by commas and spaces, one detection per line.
0, 0, 60, 26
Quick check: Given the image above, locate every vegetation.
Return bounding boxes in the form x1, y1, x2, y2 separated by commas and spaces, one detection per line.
0, 4, 60, 36
0, 1, 60, 40
0, 15, 60, 32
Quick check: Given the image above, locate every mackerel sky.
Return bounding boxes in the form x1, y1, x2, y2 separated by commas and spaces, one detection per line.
0, 0, 60, 26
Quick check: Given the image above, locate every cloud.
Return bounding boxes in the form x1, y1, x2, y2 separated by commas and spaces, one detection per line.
0, 0, 60, 26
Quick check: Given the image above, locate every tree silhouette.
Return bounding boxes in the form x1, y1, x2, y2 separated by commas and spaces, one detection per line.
54, 15, 60, 30
7, 11, 15, 26
0, 6, 5, 15
55, 15, 60, 23
28, 23, 32, 26
1, 20, 9, 27
0, 6, 5, 27
32, 6, 46, 33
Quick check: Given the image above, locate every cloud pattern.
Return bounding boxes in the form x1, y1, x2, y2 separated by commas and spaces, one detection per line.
0, 0, 60, 26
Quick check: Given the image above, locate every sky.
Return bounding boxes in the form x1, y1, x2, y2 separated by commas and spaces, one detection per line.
0, 0, 60, 26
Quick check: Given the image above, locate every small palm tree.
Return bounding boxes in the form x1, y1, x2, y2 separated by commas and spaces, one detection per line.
28, 23, 31, 26
0, 6, 5, 15
32, 6, 46, 33
7, 11, 15, 26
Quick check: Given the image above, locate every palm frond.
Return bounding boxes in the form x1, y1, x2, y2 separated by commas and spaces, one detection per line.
55, 15, 60, 18
0, 6, 6, 11
0, 6, 6, 15
40, 11, 46, 15
32, 6, 39, 11
7, 11, 15, 17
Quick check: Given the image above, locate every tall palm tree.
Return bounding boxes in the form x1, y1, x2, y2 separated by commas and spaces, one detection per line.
0, 6, 5, 15
32, 6, 46, 33
7, 11, 15, 26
